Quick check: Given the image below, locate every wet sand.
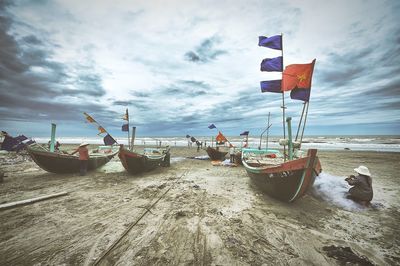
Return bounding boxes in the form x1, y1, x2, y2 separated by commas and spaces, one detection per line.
0, 146, 399, 265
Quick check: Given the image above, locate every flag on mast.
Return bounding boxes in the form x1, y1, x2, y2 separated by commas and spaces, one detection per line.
260, 56, 283, 72
208, 124, 216, 129
84, 112, 95, 123
282, 59, 316, 91
97, 126, 106, 135
258, 35, 282, 50
122, 109, 129, 121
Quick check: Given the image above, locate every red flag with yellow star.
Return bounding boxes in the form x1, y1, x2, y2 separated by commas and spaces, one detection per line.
282, 59, 316, 91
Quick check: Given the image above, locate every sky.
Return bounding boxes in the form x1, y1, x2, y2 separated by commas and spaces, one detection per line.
0, 0, 399, 138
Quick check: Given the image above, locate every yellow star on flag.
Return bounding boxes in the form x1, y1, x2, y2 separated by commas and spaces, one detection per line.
297, 73, 307, 82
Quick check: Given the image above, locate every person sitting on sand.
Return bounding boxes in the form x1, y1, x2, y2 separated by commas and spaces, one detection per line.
345, 165, 373, 205
70, 142, 89, 176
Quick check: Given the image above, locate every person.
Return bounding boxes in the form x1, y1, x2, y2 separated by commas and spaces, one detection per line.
229, 145, 235, 163
345, 165, 373, 205
196, 141, 200, 152
71, 142, 90, 176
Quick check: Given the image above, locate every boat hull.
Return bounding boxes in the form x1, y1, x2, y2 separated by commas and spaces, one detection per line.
27, 146, 117, 174
243, 149, 322, 202
118, 147, 170, 174
206, 147, 227, 161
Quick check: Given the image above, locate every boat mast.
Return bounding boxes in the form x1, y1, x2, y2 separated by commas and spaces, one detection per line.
281, 33, 287, 161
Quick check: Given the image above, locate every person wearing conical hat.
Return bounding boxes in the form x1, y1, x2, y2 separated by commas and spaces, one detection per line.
71, 142, 90, 176
345, 165, 373, 205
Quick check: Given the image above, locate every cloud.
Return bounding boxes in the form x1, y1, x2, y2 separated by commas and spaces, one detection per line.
184, 36, 228, 63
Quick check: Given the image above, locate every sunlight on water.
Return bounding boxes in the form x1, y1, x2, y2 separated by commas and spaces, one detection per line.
312, 172, 363, 211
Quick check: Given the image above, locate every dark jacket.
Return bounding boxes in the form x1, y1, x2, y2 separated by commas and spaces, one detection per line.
346, 174, 373, 201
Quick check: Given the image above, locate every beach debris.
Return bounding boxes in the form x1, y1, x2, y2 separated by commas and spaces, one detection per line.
0, 131, 35, 152
0, 191, 69, 211
211, 159, 238, 167
193, 184, 200, 189
322, 245, 374, 265
186, 155, 209, 160
175, 210, 187, 218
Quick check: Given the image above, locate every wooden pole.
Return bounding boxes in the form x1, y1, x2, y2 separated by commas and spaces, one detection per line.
295, 102, 307, 141
50, 123, 56, 152
286, 117, 293, 160
130, 126, 136, 150
0, 192, 69, 211
299, 101, 310, 146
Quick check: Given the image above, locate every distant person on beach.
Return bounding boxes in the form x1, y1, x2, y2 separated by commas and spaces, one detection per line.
48, 140, 61, 151
71, 143, 89, 176
229, 145, 235, 163
345, 165, 373, 205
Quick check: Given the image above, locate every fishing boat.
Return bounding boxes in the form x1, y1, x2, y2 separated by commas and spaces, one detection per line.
27, 144, 117, 174
241, 34, 321, 202
242, 145, 321, 202
206, 146, 227, 161
118, 145, 170, 174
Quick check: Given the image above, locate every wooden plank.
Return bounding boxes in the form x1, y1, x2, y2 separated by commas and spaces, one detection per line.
0, 191, 69, 211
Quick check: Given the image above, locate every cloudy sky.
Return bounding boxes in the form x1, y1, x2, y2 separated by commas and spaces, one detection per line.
0, 0, 399, 138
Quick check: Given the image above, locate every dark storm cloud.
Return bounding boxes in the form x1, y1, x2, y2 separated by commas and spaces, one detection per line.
0, 3, 107, 126
184, 36, 227, 63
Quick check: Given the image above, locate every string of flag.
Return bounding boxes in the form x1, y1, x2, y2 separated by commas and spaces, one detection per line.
83, 112, 117, 145
258, 34, 316, 102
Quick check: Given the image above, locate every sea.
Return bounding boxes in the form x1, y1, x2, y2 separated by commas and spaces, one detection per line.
30, 135, 400, 152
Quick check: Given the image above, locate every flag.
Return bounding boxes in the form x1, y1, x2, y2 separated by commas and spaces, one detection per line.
290, 88, 310, 102
103, 134, 116, 145
216, 131, 227, 143
122, 109, 129, 121
282, 59, 316, 91
240, 131, 249, 136
208, 124, 216, 129
122, 123, 129, 132
97, 126, 106, 135
258, 35, 282, 50
260, 56, 283, 72
186, 134, 190, 138
190, 136, 197, 142
84, 112, 95, 123
260, 80, 282, 93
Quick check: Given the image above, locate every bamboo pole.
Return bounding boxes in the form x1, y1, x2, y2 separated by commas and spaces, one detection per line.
295, 102, 307, 141
0, 192, 69, 211
299, 101, 310, 146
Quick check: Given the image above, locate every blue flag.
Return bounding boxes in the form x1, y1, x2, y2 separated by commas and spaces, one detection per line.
261, 56, 283, 72
290, 88, 310, 102
103, 134, 116, 145
260, 80, 282, 93
122, 123, 129, 131
240, 131, 249, 136
208, 124, 216, 129
258, 35, 282, 50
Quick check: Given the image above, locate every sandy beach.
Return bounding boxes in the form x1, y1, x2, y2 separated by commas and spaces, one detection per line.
0, 145, 399, 265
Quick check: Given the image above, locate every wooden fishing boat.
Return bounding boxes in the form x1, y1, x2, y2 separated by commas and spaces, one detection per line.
242, 148, 322, 202
118, 145, 170, 174
27, 144, 117, 174
206, 146, 227, 161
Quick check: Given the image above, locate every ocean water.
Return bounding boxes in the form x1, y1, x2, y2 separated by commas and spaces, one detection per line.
31, 135, 400, 152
